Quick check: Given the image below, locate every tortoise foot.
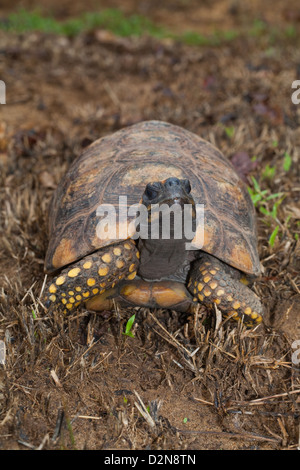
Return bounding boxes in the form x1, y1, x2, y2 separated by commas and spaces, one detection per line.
188, 254, 263, 326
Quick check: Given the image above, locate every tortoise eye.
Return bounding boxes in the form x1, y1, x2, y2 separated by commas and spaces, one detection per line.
182, 179, 191, 194
145, 182, 163, 200
145, 184, 159, 200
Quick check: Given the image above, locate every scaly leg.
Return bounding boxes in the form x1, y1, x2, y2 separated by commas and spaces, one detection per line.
187, 254, 263, 326
44, 240, 139, 313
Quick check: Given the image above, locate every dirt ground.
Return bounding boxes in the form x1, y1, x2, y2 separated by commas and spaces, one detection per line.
0, 0, 300, 451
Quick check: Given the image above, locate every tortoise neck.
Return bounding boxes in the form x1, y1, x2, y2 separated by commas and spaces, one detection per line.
137, 238, 191, 282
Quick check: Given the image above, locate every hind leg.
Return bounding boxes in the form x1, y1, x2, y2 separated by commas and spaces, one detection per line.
44, 240, 139, 313
187, 254, 263, 326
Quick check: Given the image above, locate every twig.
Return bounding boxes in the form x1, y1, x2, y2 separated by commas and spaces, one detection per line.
148, 312, 197, 372
149, 312, 191, 356
244, 389, 300, 404
174, 428, 280, 443
134, 390, 156, 428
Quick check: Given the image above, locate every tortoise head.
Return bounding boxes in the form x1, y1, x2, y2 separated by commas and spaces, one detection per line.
142, 177, 193, 207
140, 177, 196, 241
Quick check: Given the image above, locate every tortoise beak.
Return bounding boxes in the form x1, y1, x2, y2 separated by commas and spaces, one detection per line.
142, 177, 194, 206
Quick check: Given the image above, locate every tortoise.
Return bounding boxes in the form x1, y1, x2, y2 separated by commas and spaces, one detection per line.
44, 120, 263, 326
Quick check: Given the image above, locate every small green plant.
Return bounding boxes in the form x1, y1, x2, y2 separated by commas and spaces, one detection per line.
285, 25, 296, 39
283, 152, 292, 172
262, 164, 275, 180
250, 19, 267, 37
269, 225, 280, 247
224, 126, 235, 139
123, 314, 136, 338
1, 8, 166, 37
248, 176, 284, 218
0, 8, 242, 46
248, 176, 285, 247
31, 308, 37, 319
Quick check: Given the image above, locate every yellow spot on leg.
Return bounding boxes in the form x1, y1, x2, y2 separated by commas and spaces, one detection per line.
203, 275, 211, 283
129, 263, 136, 273
216, 289, 224, 297
209, 281, 218, 290
92, 288, 99, 295
116, 259, 124, 269
198, 294, 204, 301
127, 271, 137, 280
75, 287, 82, 292
232, 301, 241, 310
49, 284, 57, 294
98, 266, 109, 276
83, 261, 92, 269
56, 276, 66, 286
102, 253, 112, 263
113, 247, 122, 256
68, 291, 74, 296
203, 287, 211, 297
68, 268, 81, 278
244, 307, 252, 315
240, 277, 249, 285
61, 298, 67, 305
66, 303, 73, 309
229, 311, 238, 318
197, 283, 204, 291
83, 292, 90, 298
87, 278, 96, 287
76, 295, 82, 301
49, 294, 56, 302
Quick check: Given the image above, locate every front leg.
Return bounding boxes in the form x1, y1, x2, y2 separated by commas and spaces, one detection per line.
187, 254, 263, 326
44, 240, 139, 313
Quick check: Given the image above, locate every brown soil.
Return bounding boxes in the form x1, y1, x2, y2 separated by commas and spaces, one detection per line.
0, 0, 300, 451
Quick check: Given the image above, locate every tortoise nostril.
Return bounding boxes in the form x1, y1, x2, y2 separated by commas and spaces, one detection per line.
165, 177, 180, 187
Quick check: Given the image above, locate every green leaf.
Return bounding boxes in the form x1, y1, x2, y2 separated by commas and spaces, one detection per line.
224, 126, 235, 138
283, 152, 292, 172
123, 314, 136, 338
262, 164, 276, 180
250, 176, 261, 194
269, 225, 279, 247
265, 192, 284, 201
259, 206, 271, 217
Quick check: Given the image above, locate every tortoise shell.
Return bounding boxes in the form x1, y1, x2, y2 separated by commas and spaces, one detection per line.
45, 121, 261, 276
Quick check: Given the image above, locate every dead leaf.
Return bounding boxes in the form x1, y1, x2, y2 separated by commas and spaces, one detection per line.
39, 170, 56, 189
231, 151, 257, 182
